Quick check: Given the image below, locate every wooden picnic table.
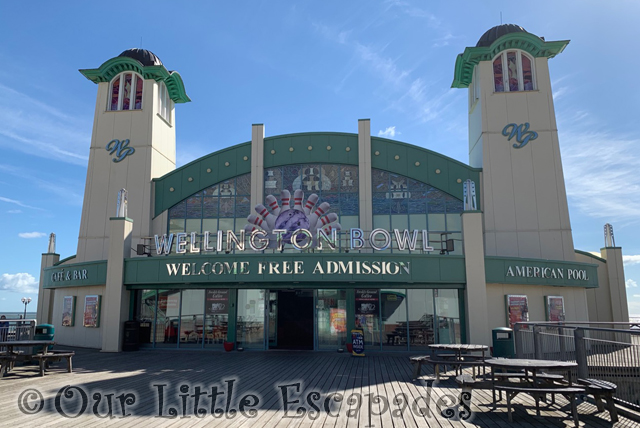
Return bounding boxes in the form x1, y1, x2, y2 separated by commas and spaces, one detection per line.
429, 343, 489, 376
0, 340, 56, 354
485, 358, 584, 426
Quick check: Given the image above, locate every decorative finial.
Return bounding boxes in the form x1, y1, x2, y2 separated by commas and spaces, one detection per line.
116, 189, 128, 217
604, 223, 615, 247
47, 233, 56, 253
463, 179, 477, 211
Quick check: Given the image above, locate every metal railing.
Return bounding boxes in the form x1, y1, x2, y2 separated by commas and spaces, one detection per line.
0, 319, 36, 349
514, 321, 640, 409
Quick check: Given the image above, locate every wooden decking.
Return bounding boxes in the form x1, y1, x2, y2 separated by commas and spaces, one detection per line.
0, 347, 636, 427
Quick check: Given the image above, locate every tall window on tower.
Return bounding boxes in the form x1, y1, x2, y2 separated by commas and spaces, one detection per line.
493, 50, 535, 93
108, 72, 143, 111
158, 81, 172, 124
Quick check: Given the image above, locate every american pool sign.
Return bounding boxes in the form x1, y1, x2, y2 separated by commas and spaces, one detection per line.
506, 265, 589, 281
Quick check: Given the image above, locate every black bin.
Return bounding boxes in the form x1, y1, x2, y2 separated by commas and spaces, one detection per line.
123, 321, 140, 351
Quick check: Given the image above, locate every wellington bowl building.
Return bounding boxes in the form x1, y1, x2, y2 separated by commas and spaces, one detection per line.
36, 25, 629, 352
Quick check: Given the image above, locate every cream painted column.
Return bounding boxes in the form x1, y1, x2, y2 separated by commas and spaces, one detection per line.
461, 211, 491, 346
601, 247, 629, 323
101, 217, 133, 352
37, 253, 60, 324
250, 124, 265, 208
357, 119, 373, 233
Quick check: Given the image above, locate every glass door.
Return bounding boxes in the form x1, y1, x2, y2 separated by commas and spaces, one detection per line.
268, 291, 278, 348
155, 290, 181, 348
316, 289, 347, 350
236, 289, 266, 349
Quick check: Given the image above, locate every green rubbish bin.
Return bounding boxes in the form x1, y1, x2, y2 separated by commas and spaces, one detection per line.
492, 327, 515, 358
34, 324, 55, 352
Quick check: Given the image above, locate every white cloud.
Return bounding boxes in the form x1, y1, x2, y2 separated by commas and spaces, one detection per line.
0, 83, 91, 166
378, 126, 396, 138
0, 196, 43, 211
627, 279, 638, 288
624, 255, 640, 266
0, 273, 38, 294
18, 232, 47, 239
7, 209, 21, 214
561, 131, 640, 225
314, 23, 461, 124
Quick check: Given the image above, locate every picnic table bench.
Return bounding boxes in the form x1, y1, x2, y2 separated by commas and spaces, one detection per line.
33, 350, 75, 376
0, 354, 16, 377
578, 378, 618, 422
496, 384, 585, 427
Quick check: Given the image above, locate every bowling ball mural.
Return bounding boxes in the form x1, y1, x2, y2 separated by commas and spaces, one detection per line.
245, 189, 341, 248
274, 209, 310, 244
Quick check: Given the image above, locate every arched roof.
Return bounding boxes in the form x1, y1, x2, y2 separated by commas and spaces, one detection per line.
152, 132, 481, 217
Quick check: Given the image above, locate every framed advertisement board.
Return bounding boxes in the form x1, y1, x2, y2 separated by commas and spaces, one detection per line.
545, 296, 566, 322
206, 289, 229, 315
505, 295, 529, 328
83, 295, 101, 328
62, 296, 76, 327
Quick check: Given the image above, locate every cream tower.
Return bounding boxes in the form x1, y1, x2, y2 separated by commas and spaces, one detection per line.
76, 49, 189, 262
453, 24, 575, 261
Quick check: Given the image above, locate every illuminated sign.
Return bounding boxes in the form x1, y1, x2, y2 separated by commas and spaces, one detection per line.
502, 123, 538, 149
155, 190, 439, 255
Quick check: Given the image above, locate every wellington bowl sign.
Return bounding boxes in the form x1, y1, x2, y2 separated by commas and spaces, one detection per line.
155, 190, 435, 254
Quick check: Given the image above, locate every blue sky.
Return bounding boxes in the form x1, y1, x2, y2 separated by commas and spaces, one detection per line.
1, 2, 639, 314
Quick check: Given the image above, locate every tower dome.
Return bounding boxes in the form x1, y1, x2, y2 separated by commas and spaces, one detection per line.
476, 24, 537, 47
118, 48, 163, 66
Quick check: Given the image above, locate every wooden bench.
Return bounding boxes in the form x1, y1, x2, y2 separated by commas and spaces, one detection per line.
578, 378, 618, 422
33, 351, 74, 377
494, 372, 564, 382
495, 384, 585, 427
0, 355, 16, 377
411, 352, 488, 381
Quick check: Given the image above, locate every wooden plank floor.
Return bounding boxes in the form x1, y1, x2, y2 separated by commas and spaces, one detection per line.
0, 347, 637, 427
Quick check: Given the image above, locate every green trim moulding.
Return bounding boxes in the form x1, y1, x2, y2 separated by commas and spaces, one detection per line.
79, 57, 190, 103
574, 249, 606, 264
152, 132, 482, 217
54, 254, 76, 266
43, 260, 108, 289
451, 32, 570, 88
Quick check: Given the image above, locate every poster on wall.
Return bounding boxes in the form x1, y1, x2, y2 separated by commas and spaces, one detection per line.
62, 296, 76, 327
505, 295, 529, 328
330, 308, 346, 334
206, 289, 229, 315
83, 295, 101, 328
545, 296, 566, 322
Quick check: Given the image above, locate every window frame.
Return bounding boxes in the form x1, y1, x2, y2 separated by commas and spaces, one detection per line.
108, 72, 144, 111
157, 81, 173, 124
492, 50, 536, 93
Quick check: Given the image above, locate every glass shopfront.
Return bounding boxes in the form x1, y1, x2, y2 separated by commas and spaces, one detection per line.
134, 287, 462, 350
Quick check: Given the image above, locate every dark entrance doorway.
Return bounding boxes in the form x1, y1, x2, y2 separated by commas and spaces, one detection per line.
271, 290, 314, 350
